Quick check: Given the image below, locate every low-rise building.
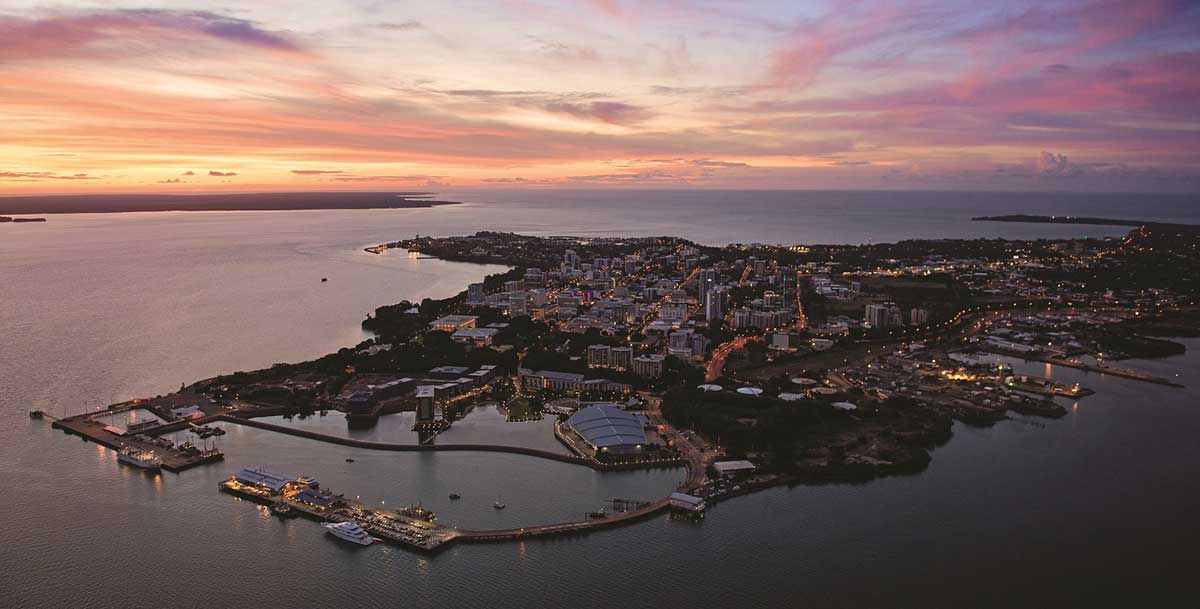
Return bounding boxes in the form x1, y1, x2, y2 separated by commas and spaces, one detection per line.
429, 315, 478, 332
451, 327, 500, 348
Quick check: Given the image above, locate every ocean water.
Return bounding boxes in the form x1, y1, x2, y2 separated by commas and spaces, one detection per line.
2, 190, 1198, 608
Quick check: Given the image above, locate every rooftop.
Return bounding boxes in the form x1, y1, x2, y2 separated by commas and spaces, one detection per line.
713, 460, 756, 475
430, 314, 478, 327
565, 404, 647, 449
452, 328, 499, 338
234, 467, 294, 491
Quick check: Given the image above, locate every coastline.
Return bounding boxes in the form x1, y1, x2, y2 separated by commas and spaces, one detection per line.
972, 214, 1200, 229
0, 191, 461, 215
36, 224, 1199, 553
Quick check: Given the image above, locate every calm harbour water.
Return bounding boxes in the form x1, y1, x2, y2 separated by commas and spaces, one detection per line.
2, 190, 1199, 608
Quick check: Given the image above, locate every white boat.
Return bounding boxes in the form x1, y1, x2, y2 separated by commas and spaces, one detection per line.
322, 521, 373, 546
117, 446, 161, 471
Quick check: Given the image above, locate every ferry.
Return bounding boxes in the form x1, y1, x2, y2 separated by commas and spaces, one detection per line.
322, 521, 374, 546
117, 446, 162, 471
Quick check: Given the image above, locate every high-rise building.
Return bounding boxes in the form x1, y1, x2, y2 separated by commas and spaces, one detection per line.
733, 307, 753, 328
865, 303, 902, 329
523, 268, 545, 286
467, 282, 484, 303
564, 249, 579, 271
705, 287, 724, 321
587, 344, 611, 368
509, 293, 529, 317
865, 304, 890, 328
698, 268, 717, 312
610, 347, 634, 370
690, 333, 711, 358
632, 354, 666, 378
668, 329, 694, 357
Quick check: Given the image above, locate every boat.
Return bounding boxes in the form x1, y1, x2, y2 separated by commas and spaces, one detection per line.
493, 494, 506, 510
588, 508, 607, 519
117, 446, 162, 471
28, 410, 43, 419
400, 504, 437, 521
321, 277, 328, 282
270, 502, 297, 518
449, 493, 461, 500
322, 521, 373, 546
345, 458, 355, 463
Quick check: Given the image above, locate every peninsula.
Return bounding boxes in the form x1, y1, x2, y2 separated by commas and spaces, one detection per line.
0, 192, 460, 215
42, 222, 1200, 552
972, 214, 1199, 229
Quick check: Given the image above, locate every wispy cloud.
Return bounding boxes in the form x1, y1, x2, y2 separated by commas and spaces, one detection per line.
0, 9, 309, 61
0, 170, 94, 180
1, 0, 1197, 193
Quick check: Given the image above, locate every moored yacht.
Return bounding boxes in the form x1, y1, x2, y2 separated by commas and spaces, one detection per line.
117, 446, 161, 471
322, 521, 373, 546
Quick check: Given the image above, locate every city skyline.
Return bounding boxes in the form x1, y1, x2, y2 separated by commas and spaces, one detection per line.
1, 0, 1198, 194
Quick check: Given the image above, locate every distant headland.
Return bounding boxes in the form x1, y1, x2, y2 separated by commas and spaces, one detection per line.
973, 214, 1198, 230
1, 216, 47, 223
0, 192, 460, 215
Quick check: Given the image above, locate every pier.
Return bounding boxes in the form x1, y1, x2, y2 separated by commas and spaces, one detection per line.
979, 349, 1185, 387
51, 413, 224, 472
220, 478, 455, 552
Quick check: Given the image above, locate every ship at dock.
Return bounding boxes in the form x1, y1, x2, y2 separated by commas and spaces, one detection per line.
322, 521, 374, 546
117, 446, 162, 471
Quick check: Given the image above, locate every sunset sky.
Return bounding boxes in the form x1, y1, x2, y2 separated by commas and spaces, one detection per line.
1, 0, 1198, 193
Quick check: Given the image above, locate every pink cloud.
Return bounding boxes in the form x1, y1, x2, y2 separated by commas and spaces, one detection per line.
0, 9, 309, 61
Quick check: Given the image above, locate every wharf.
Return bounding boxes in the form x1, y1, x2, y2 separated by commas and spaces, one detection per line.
981, 349, 1184, 387
219, 479, 455, 552
53, 414, 224, 472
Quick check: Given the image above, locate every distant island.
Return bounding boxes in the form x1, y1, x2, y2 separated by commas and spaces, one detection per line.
0, 192, 460, 215
0, 216, 47, 223
973, 214, 1198, 229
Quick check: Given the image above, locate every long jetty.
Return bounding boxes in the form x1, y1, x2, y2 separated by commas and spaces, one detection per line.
215, 414, 686, 471
978, 349, 1184, 387
455, 498, 672, 542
